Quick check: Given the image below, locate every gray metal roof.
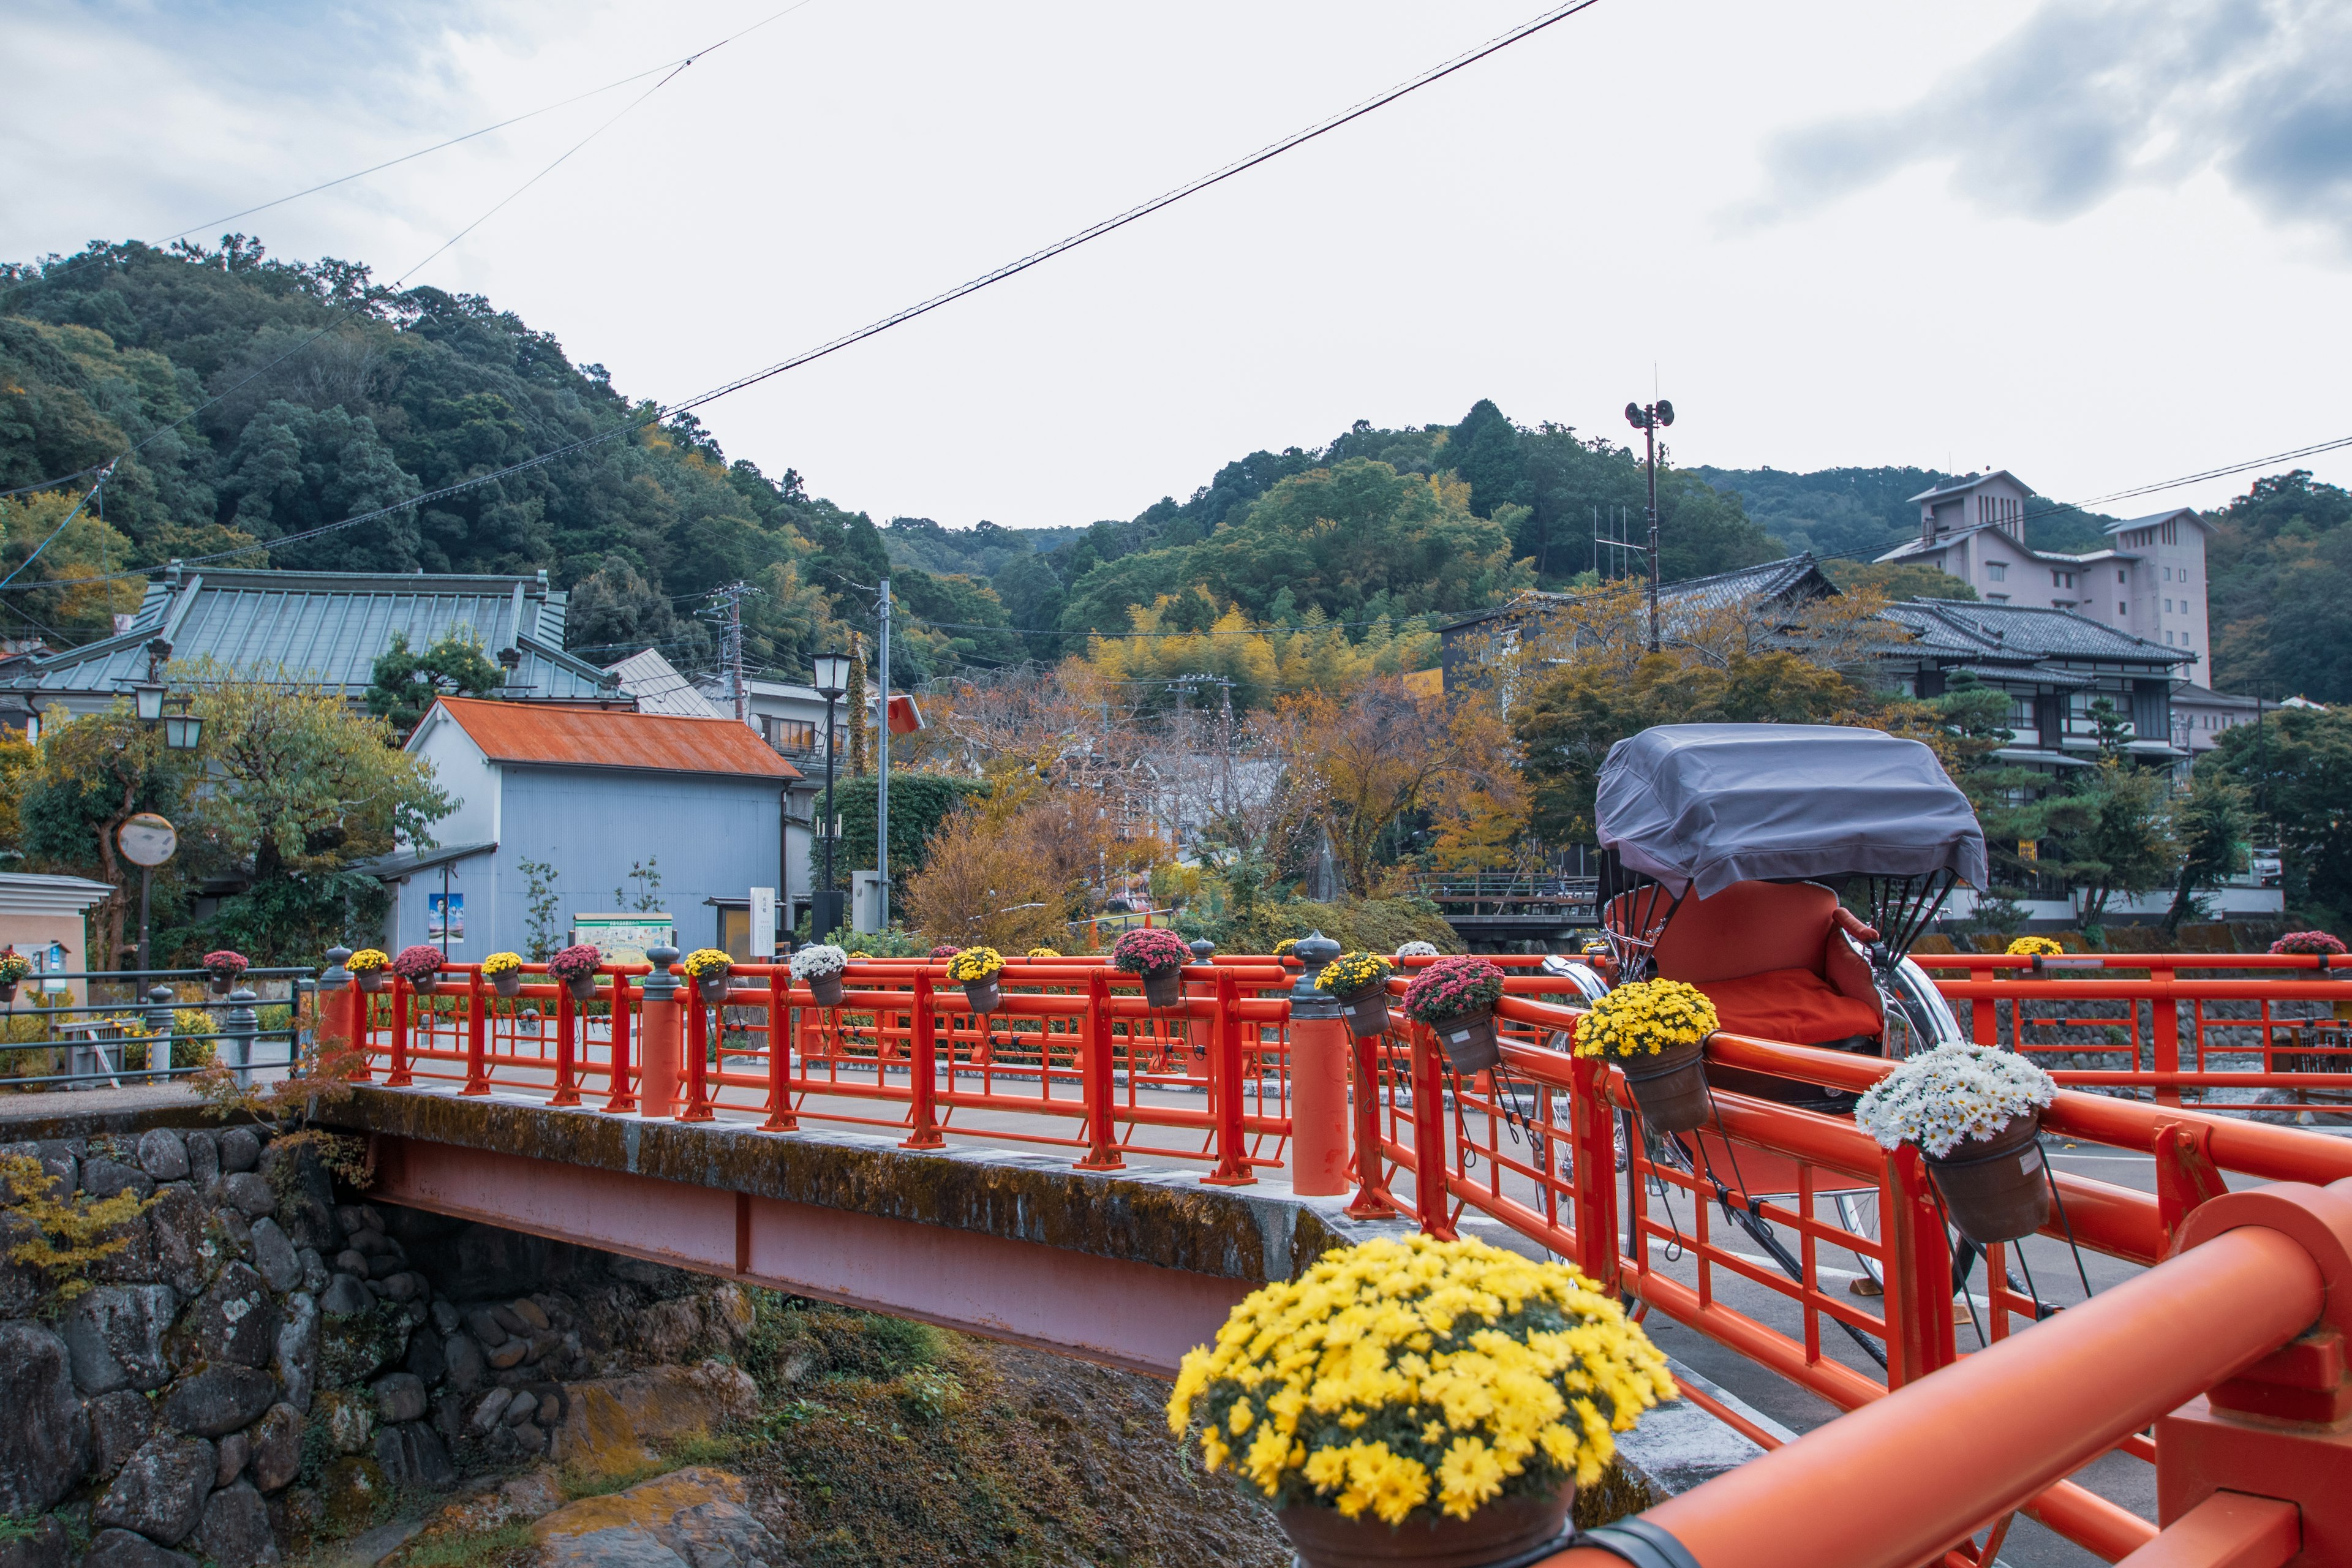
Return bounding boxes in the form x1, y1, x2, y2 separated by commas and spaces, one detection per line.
356, 842, 497, 880
9, 567, 616, 704
1878, 600, 2187, 667
1907, 470, 2030, 504
2103, 506, 2205, 536
609, 647, 724, 718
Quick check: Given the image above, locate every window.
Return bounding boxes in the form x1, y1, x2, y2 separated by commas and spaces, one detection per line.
1986, 593, 2010, 603
1986, 561, 2007, 582
2117, 570, 2127, 584
2165, 631, 2174, 644
2165, 598, 2173, 612
762, 717, 817, 752
2117, 602, 2128, 616
2163, 566, 2172, 581
2182, 570, 2192, 584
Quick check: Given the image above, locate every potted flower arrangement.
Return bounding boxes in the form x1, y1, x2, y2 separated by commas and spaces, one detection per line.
1317, 951, 1395, 1038
1571, 979, 1721, 1134
1401, 956, 1508, 1072
0, 949, 29, 1005
791, 943, 850, 1008
201, 949, 250, 996
390, 944, 445, 995
1273, 937, 1300, 962
483, 951, 526, 998
2272, 932, 2350, 1020
1025, 946, 1061, 959
683, 948, 734, 1003
1168, 1234, 1675, 1567
2004, 936, 2065, 957
930, 944, 962, 960
346, 948, 390, 993
1395, 940, 1440, 960
1114, 927, 1193, 1009
547, 943, 603, 1003
1854, 1046, 2058, 1244
946, 947, 1006, 1012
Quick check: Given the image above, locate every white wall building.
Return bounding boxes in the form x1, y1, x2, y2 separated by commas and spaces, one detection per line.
1875, 472, 2213, 665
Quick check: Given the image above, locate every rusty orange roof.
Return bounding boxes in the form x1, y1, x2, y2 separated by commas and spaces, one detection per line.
428, 697, 800, 780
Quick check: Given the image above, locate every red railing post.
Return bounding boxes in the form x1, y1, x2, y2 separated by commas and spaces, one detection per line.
902, 971, 944, 1148
1202, 965, 1254, 1186
1882, 1146, 1958, 1388
1570, 1054, 1620, 1289
603, 970, 638, 1114
385, 976, 412, 1087
761, 968, 797, 1131
1410, 1025, 1456, 1238
1345, 1022, 1397, 1218
640, 960, 681, 1118
1289, 999, 1351, 1197
461, 969, 489, 1095
679, 981, 713, 1122
2149, 964, 2182, 1107
551, 971, 581, 1106
1075, 968, 1123, 1170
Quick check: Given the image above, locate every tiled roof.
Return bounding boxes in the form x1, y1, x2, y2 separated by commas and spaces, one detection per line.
428, 697, 799, 779
609, 647, 724, 718
9, 568, 614, 703
1879, 600, 2188, 666
1906, 470, 2029, 504
1438, 554, 1833, 633
2102, 506, 2207, 536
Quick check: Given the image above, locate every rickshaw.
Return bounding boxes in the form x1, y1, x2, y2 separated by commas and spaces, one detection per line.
1566, 724, 1988, 1316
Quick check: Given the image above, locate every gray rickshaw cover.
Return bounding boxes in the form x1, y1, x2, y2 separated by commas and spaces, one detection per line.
1595, 724, 1988, 899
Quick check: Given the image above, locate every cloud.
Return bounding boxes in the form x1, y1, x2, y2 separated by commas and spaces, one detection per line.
1744, 0, 2352, 249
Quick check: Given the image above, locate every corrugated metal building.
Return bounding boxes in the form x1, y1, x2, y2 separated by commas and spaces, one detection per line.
6, 564, 618, 717
372, 698, 801, 962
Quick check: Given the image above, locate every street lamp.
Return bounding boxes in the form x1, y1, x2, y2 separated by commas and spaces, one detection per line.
1624, 399, 1676, 653
162, 707, 203, 752
810, 651, 850, 938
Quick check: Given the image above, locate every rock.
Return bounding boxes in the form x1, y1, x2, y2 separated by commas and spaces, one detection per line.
406, 1298, 431, 1324
258, 1144, 334, 1253
136, 1129, 189, 1182
145, 1184, 211, 1299
402, 1326, 447, 1386
470, 1390, 514, 1436
247, 1218, 301, 1293
181, 1262, 281, 1370
373, 1372, 428, 1425
463, 1307, 507, 1345
443, 1333, 484, 1393
428, 1300, 460, 1336
194, 1480, 279, 1567
81, 1529, 197, 1568
247, 1404, 302, 1494
533, 1468, 781, 1568
314, 1454, 387, 1539
377, 1271, 418, 1302
373, 1422, 454, 1490
0, 1513, 69, 1568
0, 1322, 87, 1516
219, 1128, 259, 1174
331, 1204, 367, 1237
0, 1212, 39, 1319
217, 1173, 274, 1219
526, 1328, 562, 1364
325, 1393, 375, 1455
162, 1366, 279, 1437
85, 1205, 160, 1288
505, 1390, 540, 1427
510, 1297, 551, 1331
214, 1208, 252, 1255
486, 1338, 530, 1370
317, 1302, 410, 1389
95, 1434, 215, 1545
489, 1303, 530, 1337
348, 1229, 392, 1257
81, 1158, 155, 1202
333, 1250, 369, 1278
320, 1273, 373, 1317
552, 1365, 758, 1473
66, 1283, 179, 1394
635, 1299, 702, 1364
215, 1428, 251, 1487
537, 1392, 563, 1426
183, 1131, 219, 1191
298, 1248, 328, 1294
274, 1291, 318, 1414
89, 1389, 159, 1477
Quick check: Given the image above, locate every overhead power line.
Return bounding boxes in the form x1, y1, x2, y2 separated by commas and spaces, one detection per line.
0, 0, 1614, 580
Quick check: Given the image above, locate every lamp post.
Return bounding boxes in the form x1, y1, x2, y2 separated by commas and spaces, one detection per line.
1624, 399, 1676, 654
810, 650, 850, 938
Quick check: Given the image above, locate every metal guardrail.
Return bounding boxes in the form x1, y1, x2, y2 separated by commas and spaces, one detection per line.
2, 967, 314, 1091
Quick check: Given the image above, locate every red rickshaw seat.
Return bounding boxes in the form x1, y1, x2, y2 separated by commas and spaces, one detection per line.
1638, 879, 1883, 1046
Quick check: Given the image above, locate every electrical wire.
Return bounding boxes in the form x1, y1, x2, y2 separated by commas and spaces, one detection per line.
0, 0, 1614, 579
0, 466, 112, 590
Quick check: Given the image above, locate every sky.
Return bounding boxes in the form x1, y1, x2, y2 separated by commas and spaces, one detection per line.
7, 0, 2350, 533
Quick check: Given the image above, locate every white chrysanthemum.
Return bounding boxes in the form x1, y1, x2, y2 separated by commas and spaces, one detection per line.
1853, 1046, 2056, 1158
789, 944, 850, 979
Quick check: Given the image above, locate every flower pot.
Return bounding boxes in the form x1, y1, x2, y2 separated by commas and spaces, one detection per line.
492, 972, 522, 999
208, 974, 236, 996
1427, 1007, 1501, 1073
407, 972, 439, 996
1141, 966, 1183, 1009
1926, 1109, 2051, 1245
809, 972, 845, 1009
963, 978, 1001, 1014
355, 971, 385, 993
1335, 982, 1392, 1039
698, 974, 731, 1004
1621, 1038, 1713, 1134
565, 974, 598, 1004
1277, 1484, 1574, 1568
0, 981, 17, 1005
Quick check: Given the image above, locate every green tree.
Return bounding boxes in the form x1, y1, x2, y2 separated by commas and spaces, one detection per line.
17, 706, 198, 967
2203, 704, 2352, 921
2207, 470, 2352, 701
2037, 759, 2176, 932
366, 630, 505, 738
2163, 771, 2250, 932
812, 774, 989, 891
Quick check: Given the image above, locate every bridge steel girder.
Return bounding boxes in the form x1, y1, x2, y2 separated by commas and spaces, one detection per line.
335, 1088, 1385, 1377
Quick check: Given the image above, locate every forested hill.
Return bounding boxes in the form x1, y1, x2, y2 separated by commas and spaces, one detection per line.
5, 238, 2342, 699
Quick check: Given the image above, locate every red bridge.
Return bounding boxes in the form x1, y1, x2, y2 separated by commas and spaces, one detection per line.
317, 949, 2352, 1568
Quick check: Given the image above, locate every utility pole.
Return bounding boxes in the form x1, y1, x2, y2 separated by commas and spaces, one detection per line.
701, 581, 758, 723
876, 579, 892, 931
1624, 399, 1676, 653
